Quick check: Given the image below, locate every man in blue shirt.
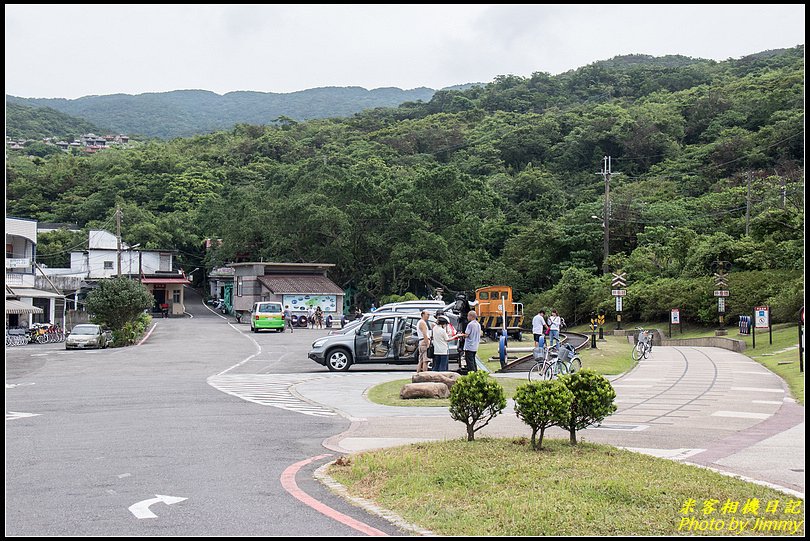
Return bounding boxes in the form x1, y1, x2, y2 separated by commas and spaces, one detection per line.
459, 310, 481, 372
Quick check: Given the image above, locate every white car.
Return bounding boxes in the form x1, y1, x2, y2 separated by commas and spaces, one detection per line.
65, 324, 113, 349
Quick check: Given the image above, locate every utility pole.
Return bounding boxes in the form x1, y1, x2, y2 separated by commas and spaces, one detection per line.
116, 206, 122, 276
745, 172, 752, 237
596, 156, 619, 274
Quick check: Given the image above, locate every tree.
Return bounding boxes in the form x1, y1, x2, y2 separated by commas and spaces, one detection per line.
514, 380, 574, 450
449, 371, 507, 441
85, 278, 153, 332
559, 370, 617, 445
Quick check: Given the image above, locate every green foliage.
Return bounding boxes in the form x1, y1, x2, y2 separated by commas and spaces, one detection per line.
559, 369, 617, 444
86, 278, 153, 333
4, 46, 804, 314
111, 313, 151, 347
514, 380, 574, 450
449, 371, 507, 441
6, 102, 101, 140
36, 229, 86, 268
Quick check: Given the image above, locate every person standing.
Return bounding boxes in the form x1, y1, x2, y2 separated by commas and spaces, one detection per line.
307, 306, 316, 329
431, 316, 458, 372
284, 305, 294, 333
458, 310, 481, 372
532, 309, 547, 350
548, 309, 562, 349
315, 306, 324, 329
416, 310, 431, 373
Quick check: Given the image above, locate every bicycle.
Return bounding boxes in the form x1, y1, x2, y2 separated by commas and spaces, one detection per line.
556, 342, 582, 373
632, 327, 653, 361
528, 345, 568, 382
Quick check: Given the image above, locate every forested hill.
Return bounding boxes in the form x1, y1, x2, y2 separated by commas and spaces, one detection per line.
6, 102, 102, 140
6, 46, 804, 325
6, 86, 436, 139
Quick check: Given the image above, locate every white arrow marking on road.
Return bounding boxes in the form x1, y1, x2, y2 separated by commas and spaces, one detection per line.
6, 382, 36, 389
6, 411, 42, 421
128, 494, 187, 519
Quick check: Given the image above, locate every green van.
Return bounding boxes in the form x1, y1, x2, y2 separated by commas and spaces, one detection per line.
250, 301, 285, 332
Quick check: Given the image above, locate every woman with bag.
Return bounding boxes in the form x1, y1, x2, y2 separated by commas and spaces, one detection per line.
431, 315, 459, 372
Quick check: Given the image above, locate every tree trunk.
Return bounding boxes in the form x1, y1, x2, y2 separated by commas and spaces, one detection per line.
569, 426, 577, 445
531, 428, 538, 450
467, 424, 475, 442
537, 427, 545, 450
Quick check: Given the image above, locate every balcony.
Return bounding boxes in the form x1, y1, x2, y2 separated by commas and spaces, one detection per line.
6, 272, 35, 288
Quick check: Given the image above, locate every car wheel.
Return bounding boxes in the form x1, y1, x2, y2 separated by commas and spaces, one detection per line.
326, 349, 352, 372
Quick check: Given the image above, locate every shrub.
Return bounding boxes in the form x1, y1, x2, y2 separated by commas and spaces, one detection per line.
514, 380, 574, 450
86, 277, 154, 331
112, 312, 152, 347
559, 369, 617, 445
449, 371, 507, 441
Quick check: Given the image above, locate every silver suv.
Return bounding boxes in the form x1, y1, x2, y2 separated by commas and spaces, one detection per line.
309, 313, 459, 371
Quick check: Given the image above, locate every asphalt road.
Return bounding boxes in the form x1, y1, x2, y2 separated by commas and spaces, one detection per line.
5, 288, 406, 535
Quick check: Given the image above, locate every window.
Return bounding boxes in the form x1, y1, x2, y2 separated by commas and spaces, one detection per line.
479, 292, 489, 300
236, 277, 243, 297
6, 243, 13, 258
172, 290, 181, 303
103, 261, 114, 269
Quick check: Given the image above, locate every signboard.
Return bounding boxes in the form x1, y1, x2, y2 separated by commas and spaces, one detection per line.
615, 296, 623, 312
714, 290, 730, 297
5, 258, 30, 268
611, 289, 627, 297
282, 294, 338, 313
671, 309, 680, 325
755, 306, 769, 329
597, 314, 605, 325
717, 297, 725, 313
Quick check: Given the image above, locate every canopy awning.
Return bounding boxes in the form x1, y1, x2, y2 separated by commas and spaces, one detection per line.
5, 300, 44, 315
7, 287, 64, 299
141, 277, 191, 284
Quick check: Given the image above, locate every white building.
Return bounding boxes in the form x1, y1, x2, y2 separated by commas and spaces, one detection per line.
5, 217, 63, 327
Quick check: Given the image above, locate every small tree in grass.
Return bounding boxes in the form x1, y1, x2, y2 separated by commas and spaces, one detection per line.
449, 370, 506, 441
86, 277, 153, 333
559, 369, 617, 445
514, 380, 574, 450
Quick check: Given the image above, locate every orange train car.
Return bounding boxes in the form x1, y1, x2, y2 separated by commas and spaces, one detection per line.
474, 285, 524, 340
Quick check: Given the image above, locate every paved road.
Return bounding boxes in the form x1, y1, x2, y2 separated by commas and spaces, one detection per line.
7, 291, 804, 535
5, 289, 405, 535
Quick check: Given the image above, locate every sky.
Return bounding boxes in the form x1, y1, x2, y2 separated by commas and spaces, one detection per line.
4, 4, 805, 99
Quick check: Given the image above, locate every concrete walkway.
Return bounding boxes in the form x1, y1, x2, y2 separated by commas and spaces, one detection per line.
290, 346, 804, 495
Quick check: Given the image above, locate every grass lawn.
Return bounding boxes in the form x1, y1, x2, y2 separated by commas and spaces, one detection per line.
476, 332, 634, 374
329, 438, 804, 536
367, 376, 526, 407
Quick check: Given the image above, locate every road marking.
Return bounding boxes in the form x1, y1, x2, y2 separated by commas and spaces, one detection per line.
137, 323, 158, 346
5, 382, 35, 388
622, 447, 706, 460
588, 423, 649, 431
207, 374, 338, 417
730, 387, 784, 393
118, 473, 132, 478
6, 411, 42, 421
711, 411, 771, 420
281, 454, 388, 536
30, 353, 49, 357
128, 494, 187, 519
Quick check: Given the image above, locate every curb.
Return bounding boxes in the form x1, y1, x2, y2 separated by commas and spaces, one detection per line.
314, 460, 436, 537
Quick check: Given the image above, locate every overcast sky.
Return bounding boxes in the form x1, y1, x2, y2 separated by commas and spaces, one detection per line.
5, 4, 805, 99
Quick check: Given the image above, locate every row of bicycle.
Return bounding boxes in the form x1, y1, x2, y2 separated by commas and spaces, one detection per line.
5, 324, 66, 346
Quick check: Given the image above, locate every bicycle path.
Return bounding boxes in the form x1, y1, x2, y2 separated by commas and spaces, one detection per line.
291, 346, 804, 495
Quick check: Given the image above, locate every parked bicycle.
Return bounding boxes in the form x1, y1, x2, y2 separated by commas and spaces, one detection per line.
632, 327, 653, 361
528, 345, 567, 382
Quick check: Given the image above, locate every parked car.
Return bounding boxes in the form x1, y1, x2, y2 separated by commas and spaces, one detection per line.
65, 324, 113, 349
375, 300, 451, 314
250, 301, 285, 333
309, 312, 459, 371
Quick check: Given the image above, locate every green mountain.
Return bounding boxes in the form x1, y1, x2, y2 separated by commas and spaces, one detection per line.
6, 102, 102, 140
7, 46, 804, 325
6, 86, 436, 139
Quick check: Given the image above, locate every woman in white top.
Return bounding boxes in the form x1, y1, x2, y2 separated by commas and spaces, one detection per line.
431, 316, 458, 372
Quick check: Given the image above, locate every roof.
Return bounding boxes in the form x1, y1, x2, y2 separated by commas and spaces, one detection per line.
257, 274, 343, 295
141, 277, 191, 284
229, 262, 335, 268
7, 287, 64, 299
5, 299, 44, 315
